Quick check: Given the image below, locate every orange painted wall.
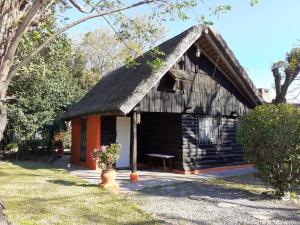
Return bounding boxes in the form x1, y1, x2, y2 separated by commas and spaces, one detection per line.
70, 115, 101, 170
86, 115, 100, 169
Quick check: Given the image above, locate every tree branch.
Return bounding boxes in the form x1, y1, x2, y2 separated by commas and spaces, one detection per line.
272, 49, 300, 103
8, 0, 157, 81
68, 0, 91, 13
290, 62, 300, 83
271, 63, 282, 98
83, 0, 137, 53
0, 0, 44, 81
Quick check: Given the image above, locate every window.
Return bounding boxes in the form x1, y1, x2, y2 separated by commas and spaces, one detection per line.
158, 74, 177, 92
197, 116, 221, 145
164, 74, 176, 90
158, 70, 192, 92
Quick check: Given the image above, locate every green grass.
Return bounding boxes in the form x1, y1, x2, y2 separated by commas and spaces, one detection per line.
205, 173, 300, 206
0, 161, 158, 225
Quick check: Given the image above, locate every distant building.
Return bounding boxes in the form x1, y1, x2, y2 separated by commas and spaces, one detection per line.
257, 88, 272, 103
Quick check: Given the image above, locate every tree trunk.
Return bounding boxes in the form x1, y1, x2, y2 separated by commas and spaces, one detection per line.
0, 103, 7, 143
0, 81, 9, 143
273, 93, 287, 104
0, 197, 9, 225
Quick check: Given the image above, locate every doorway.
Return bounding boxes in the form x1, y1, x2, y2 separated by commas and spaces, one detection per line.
80, 118, 87, 162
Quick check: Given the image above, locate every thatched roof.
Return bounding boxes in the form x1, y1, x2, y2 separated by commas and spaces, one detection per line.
62, 25, 260, 120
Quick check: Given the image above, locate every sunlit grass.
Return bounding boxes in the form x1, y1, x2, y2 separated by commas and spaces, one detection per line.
0, 161, 158, 225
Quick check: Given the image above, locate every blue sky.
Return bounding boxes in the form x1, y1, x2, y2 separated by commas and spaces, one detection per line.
63, 0, 300, 101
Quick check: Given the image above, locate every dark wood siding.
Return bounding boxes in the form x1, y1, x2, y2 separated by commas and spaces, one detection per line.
133, 45, 251, 171
101, 116, 116, 145
182, 114, 245, 170
137, 45, 251, 116
137, 113, 183, 170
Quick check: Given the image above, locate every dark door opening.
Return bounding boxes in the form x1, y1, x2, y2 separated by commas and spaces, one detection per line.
80, 118, 87, 162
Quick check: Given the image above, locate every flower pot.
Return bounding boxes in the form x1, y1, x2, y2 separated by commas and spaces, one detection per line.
100, 169, 116, 187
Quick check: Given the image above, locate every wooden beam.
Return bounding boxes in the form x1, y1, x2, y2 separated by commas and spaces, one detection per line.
130, 111, 139, 182
204, 32, 258, 106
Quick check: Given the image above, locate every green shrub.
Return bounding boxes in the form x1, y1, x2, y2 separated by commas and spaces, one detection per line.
237, 104, 300, 196
62, 130, 71, 149
6, 143, 18, 150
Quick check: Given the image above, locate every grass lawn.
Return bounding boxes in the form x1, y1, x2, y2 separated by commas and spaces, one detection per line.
0, 161, 158, 225
206, 173, 300, 206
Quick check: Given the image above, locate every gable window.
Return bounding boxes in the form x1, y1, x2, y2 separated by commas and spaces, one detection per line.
158, 73, 178, 92
164, 74, 177, 91
158, 69, 193, 92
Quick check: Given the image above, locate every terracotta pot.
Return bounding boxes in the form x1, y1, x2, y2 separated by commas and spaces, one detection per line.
100, 169, 116, 186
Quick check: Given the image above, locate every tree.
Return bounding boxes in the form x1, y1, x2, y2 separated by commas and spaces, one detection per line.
237, 104, 300, 197
4, 17, 86, 152
271, 48, 300, 103
0, 0, 198, 142
0, 0, 259, 142
71, 49, 99, 90
76, 14, 166, 78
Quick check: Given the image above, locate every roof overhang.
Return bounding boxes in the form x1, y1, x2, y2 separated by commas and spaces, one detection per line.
195, 27, 261, 107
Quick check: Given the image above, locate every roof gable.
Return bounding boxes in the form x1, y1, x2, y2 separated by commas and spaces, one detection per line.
62, 25, 260, 120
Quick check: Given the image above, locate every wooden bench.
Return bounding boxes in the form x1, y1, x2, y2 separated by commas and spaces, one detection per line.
147, 153, 175, 171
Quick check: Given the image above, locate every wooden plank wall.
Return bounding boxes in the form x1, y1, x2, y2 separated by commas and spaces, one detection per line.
137, 113, 184, 170
137, 45, 251, 116
182, 114, 245, 171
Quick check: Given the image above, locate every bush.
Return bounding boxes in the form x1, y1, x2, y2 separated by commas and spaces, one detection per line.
237, 104, 300, 196
5, 143, 18, 150
62, 131, 71, 149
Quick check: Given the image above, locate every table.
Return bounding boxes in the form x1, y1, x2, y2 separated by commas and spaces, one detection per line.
147, 153, 175, 170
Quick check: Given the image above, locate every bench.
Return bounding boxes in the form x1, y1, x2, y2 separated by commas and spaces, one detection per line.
147, 153, 175, 171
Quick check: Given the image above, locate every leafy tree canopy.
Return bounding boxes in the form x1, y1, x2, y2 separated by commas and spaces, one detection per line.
5, 17, 87, 149
75, 14, 166, 78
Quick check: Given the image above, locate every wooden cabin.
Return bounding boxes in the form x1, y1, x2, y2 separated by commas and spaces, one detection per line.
62, 25, 261, 173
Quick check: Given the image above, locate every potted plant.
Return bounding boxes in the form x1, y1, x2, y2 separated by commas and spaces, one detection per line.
92, 143, 120, 188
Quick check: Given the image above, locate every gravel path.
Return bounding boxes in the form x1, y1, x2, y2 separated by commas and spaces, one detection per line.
129, 182, 300, 225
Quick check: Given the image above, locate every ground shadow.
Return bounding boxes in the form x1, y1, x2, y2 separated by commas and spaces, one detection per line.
133, 181, 300, 222
47, 179, 96, 187
8, 159, 64, 172
131, 180, 300, 225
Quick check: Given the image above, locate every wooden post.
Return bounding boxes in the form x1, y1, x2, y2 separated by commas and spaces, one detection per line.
130, 111, 139, 182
